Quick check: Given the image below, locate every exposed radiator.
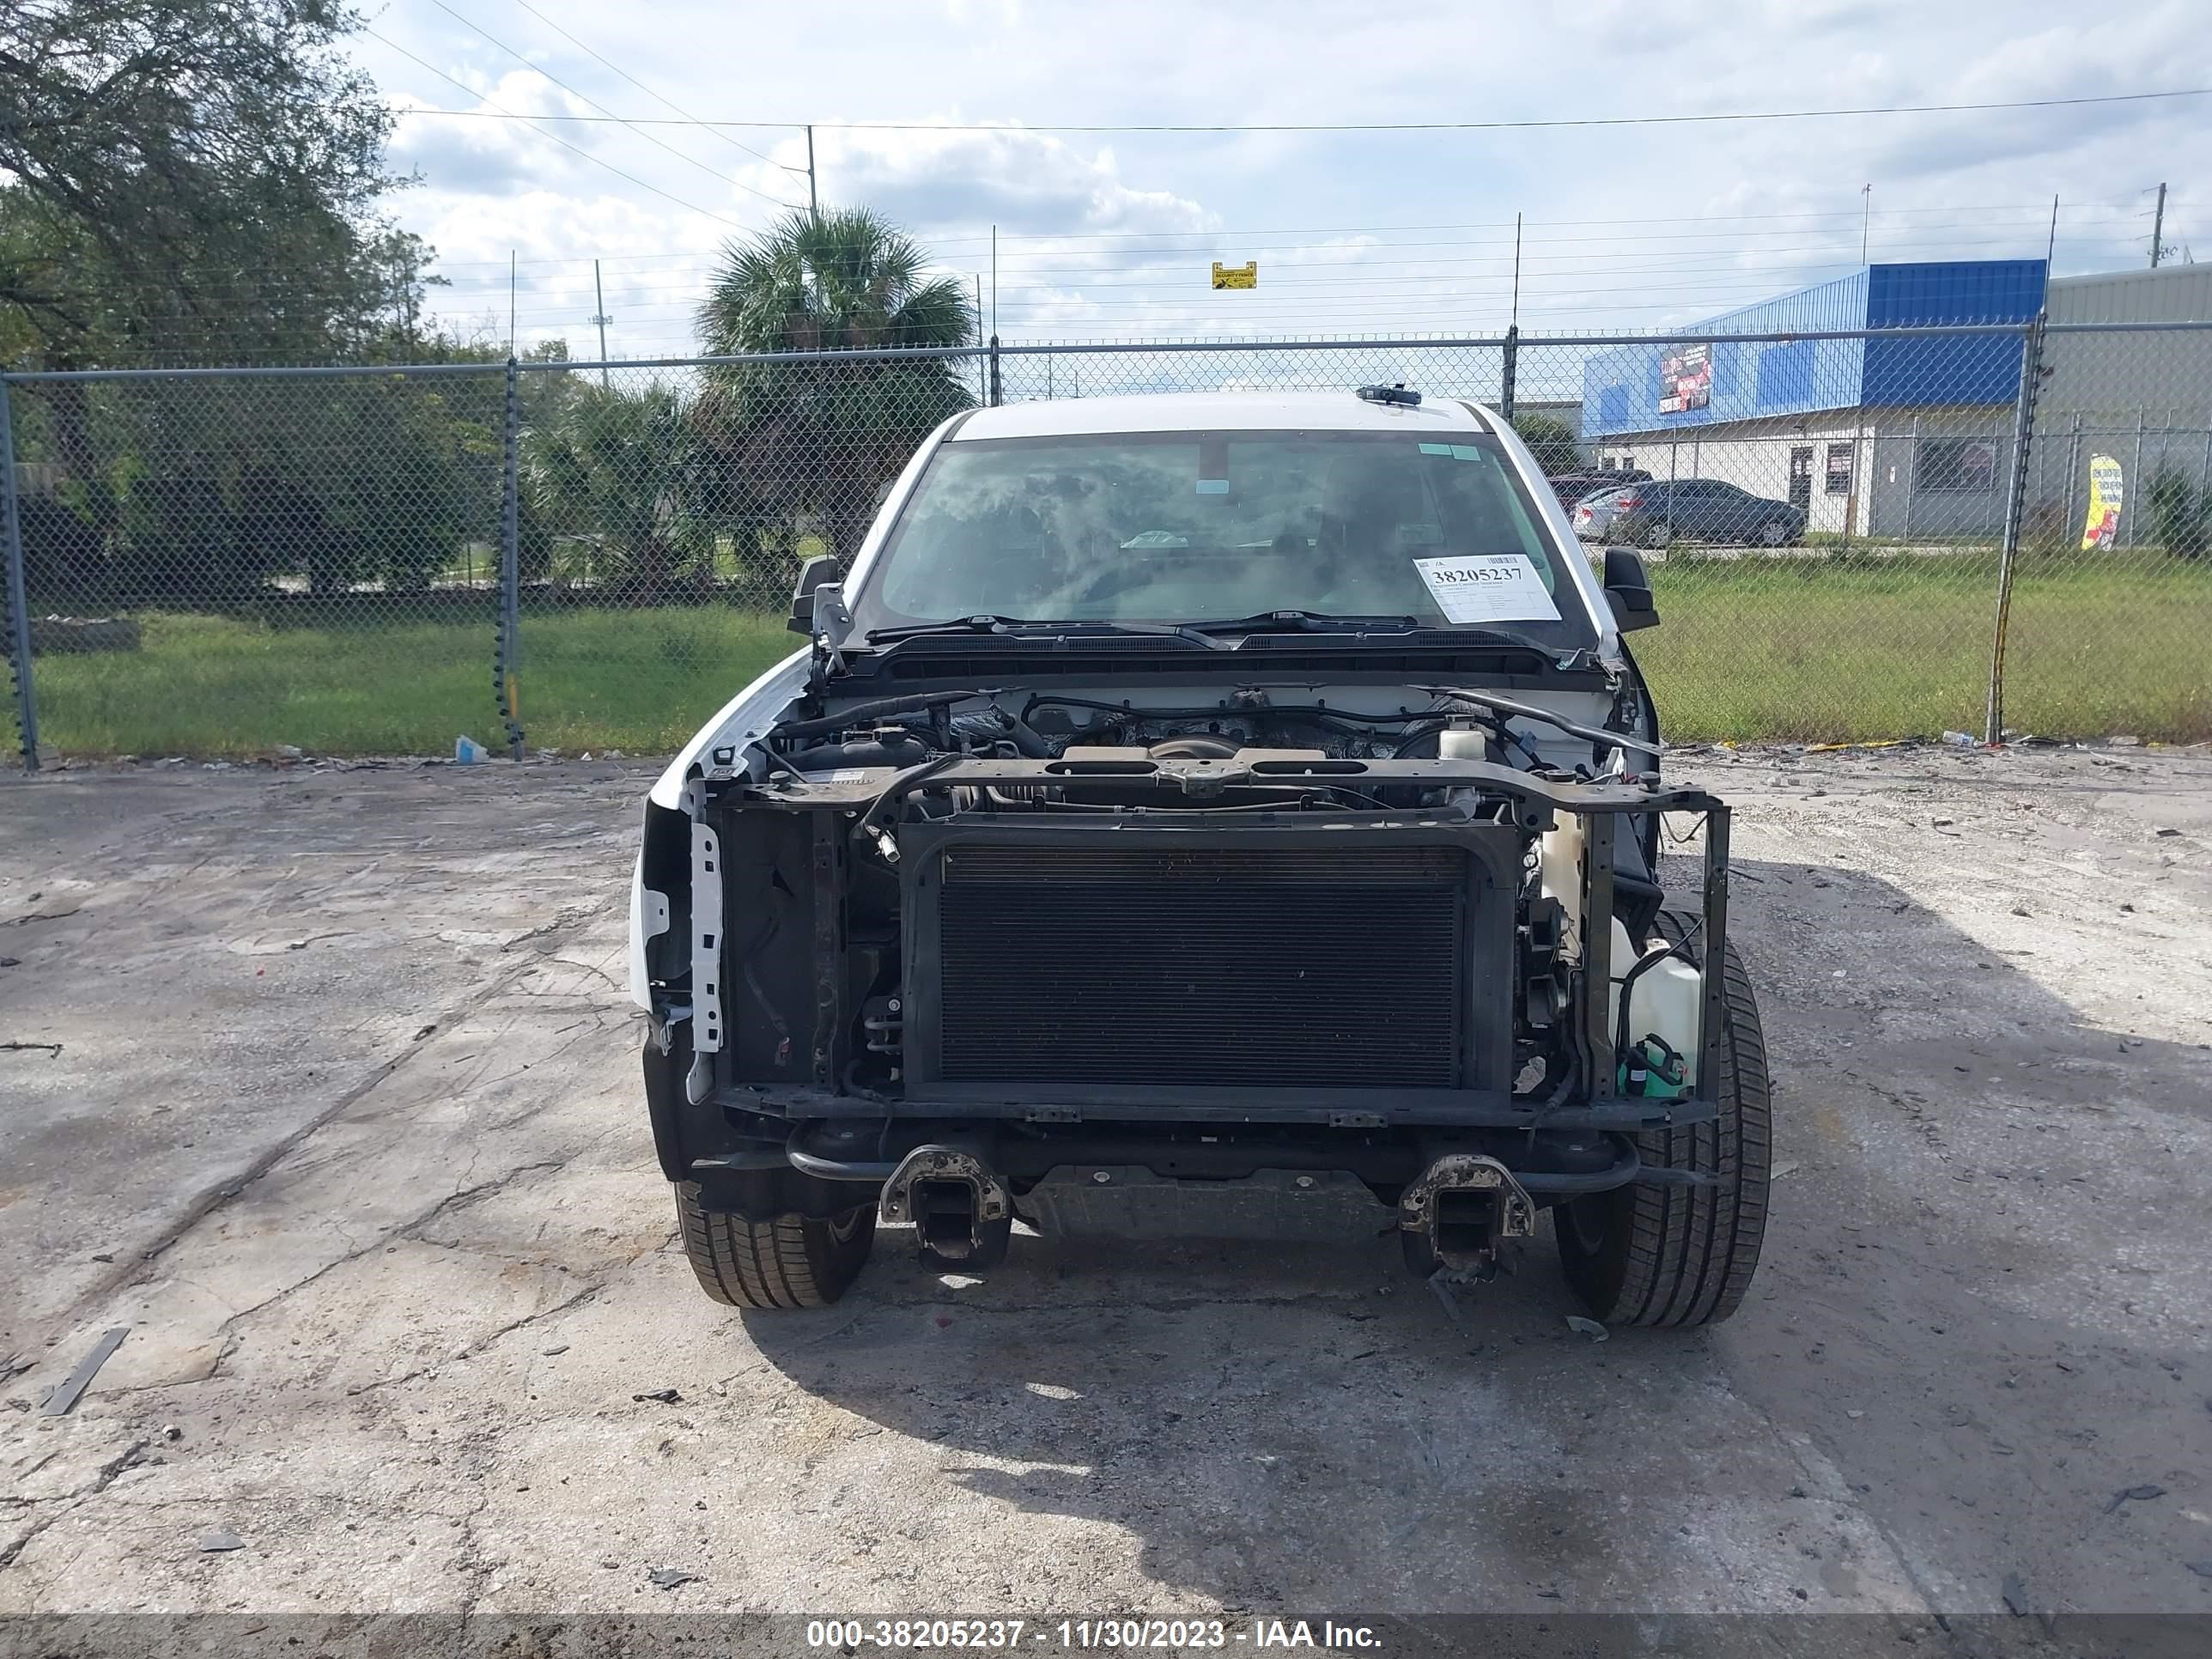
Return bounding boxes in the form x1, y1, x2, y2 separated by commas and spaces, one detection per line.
931, 842, 1468, 1088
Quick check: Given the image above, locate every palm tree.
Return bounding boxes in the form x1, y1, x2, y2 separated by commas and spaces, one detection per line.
695, 208, 975, 565
699, 207, 974, 354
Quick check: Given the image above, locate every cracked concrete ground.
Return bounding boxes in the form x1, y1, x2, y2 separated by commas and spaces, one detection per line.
1, 746, 2209, 1633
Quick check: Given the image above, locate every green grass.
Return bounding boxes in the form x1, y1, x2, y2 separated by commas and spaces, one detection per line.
14, 607, 798, 759
1638, 550, 2211, 742
7, 552, 2208, 757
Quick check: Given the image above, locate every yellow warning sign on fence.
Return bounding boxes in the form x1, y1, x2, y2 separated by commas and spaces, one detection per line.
1211, 261, 1257, 290
2081, 453, 2124, 550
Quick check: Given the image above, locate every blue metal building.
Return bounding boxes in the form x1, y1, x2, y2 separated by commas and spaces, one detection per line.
1577, 261, 2047, 538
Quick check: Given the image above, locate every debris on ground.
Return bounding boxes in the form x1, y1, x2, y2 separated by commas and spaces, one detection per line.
1565, 1316, 1609, 1342
2185, 1561, 2212, 1579
2002, 1572, 2032, 1616
647, 1567, 699, 1589
40, 1327, 128, 1416
1771, 1160, 1802, 1181
632, 1388, 682, 1403
198, 1528, 244, 1553
3, 1041, 64, 1056
2104, 1483, 2167, 1514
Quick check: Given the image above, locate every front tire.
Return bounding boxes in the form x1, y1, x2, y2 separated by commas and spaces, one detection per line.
1555, 911, 1771, 1328
675, 1182, 876, 1309
1759, 519, 1786, 547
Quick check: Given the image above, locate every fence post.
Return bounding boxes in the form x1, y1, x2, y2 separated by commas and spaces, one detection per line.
0, 380, 40, 774
1499, 325, 1518, 422
495, 359, 526, 760
988, 334, 1001, 407
2062, 414, 2082, 548
2128, 408, 2147, 550
1983, 317, 2046, 744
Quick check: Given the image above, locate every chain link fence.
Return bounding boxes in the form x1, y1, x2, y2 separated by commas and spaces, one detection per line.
3, 323, 2207, 767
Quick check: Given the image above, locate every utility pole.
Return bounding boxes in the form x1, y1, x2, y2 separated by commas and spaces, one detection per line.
590, 258, 612, 389
508, 250, 517, 356
1860, 184, 1871, 263
1500, 211, 1522, 421
1510, 212, 1522, 324
2152, 181, 2167, 268
2046, 194, 2059, 269
805, 125, 818, 217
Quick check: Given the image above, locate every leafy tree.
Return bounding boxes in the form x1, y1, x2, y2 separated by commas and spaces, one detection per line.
1, 1, 467, 605
1511, 411, 1583, 476
0, 0, 415, 370
695, 208, 975, 562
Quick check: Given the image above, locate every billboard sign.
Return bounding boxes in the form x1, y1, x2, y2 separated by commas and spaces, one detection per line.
1659, 343, 1711, 414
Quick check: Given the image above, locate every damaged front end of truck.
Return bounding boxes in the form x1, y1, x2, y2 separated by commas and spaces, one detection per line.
630, 393, 1770, 1325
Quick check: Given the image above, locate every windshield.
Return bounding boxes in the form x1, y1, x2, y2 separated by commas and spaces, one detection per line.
854, 429, 1598, 647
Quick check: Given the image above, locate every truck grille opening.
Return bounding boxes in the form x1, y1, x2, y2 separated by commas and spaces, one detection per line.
932, 842, 1467, 1088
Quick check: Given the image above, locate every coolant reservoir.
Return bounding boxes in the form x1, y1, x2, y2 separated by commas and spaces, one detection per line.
1537, 818, 1585, 951
1609, 933, 1704, 1086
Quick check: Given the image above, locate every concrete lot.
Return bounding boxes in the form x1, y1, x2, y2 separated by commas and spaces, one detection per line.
2, 744, 2209, 1631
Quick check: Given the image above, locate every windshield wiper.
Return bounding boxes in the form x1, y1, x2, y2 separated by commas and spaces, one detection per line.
1182, 612, 1566, 658
1179, 610, 1422, 635
864, 615, 1232, 651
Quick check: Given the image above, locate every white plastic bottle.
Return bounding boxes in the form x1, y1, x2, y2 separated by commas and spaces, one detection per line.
1540, 813, 1703, 1083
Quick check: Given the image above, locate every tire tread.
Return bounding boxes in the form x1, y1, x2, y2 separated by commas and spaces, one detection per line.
673, 1183, 872, 1310
1559, 910, 1771, 1328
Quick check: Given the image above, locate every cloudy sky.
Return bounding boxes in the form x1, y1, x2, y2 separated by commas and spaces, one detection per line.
360, 0, 2209, 361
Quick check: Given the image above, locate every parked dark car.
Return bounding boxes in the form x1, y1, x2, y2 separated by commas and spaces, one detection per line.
1571, 478, 1805, 548
1548, 469, 1649, 508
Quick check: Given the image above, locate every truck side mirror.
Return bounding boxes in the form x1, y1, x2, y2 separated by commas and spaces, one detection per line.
1602, 547, 1660, 632
788, 555, 842, 634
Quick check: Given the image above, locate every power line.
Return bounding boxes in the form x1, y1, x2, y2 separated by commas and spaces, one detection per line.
390, 85, 2212, 134
417, 0, 802, 209
363, 26, 762, 228
502, 0, 805, 177
410, 201, 2150, 265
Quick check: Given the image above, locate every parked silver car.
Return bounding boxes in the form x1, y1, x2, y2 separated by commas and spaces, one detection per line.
1572, 479, 1807, 548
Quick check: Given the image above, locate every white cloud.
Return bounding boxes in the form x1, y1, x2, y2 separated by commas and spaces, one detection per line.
352, 0, 2212, 352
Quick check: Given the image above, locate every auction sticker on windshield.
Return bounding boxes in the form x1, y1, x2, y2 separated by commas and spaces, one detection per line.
1413, 553, 1562, 625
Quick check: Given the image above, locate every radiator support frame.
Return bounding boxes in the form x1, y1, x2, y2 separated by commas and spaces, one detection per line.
896, 814, 1523, 1115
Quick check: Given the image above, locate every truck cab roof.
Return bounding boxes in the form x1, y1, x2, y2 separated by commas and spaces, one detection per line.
949, 390, 1499, 441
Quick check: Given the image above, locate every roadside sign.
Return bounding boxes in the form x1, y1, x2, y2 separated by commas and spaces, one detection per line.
2081, 453, 2124, 550
1211, 261, 1257, 290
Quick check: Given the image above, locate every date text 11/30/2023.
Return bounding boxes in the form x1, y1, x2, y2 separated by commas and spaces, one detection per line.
805, 1618, 1384, 1650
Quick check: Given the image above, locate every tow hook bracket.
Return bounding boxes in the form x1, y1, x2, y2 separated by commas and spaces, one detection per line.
879, 1146, 1012, 1264
1399, 1153, 1538, 1278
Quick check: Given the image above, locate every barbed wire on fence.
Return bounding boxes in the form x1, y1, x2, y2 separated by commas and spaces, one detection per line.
1, 322, 2206, 767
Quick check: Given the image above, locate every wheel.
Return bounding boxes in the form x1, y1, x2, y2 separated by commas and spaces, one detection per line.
1647, 520, 1674, 550
674, 1182, 876, 1309
1759, 519, 1786, 547
921, 1213, 1012, 1273
1555, 910, 1771, 1328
